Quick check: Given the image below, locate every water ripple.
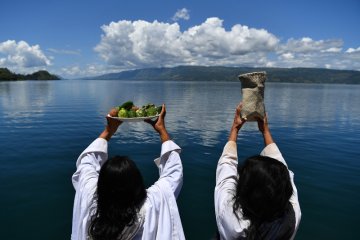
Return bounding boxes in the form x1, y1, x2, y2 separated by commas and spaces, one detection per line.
1, 80, 359, 239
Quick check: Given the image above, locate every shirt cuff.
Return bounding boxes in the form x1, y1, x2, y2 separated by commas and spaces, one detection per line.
76, 138, 108, 167
154, 140, 181, 166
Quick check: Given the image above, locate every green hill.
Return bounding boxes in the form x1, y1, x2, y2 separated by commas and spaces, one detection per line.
0, 68, 60, 81
87, 66, 360, 84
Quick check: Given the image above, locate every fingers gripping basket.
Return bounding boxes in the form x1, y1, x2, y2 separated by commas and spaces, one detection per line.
238, 72, 266, 121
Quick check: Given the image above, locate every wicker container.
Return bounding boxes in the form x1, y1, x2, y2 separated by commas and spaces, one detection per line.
238, 71, 266, 121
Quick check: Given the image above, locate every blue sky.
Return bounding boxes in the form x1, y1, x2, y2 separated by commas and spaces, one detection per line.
0, 0, 359, 78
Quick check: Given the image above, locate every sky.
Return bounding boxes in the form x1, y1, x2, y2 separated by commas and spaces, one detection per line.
0, 0, 359, 78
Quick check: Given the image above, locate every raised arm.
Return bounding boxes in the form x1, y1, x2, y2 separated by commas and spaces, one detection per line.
257, 114, 287, 166
215, 102, 248, 239
71, 109, 122, 239
99, 108, 122, 141
257, 113, 274, 146
257, 114, 302, 234
216, 102, 247, 188
145, 104, 183, 197
228, 102, 247, 142
72, 108, 122, 190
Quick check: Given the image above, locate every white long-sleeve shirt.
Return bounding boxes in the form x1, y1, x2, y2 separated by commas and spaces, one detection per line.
71, 138, 185, 240
215, 141, 301, 240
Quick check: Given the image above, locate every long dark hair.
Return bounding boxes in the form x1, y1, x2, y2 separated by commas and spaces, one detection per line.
89, 156, 147, 240
233, 156, 295, 240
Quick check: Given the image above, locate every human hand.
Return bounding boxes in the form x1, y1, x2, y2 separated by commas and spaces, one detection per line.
107, 108, 122, 133
232, 102, 246, 130
145, 104, 170, 142
229, 102, 246, 142
99, 108, 122, 141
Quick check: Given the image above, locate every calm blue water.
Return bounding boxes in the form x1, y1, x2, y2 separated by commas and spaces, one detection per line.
0, 80, 359, 240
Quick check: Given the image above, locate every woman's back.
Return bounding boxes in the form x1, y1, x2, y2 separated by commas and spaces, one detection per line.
214, 104, 301, 240
71, 105, 185, 240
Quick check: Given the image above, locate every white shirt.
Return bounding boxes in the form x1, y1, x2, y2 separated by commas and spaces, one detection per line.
71, 138, 185, 240
214, 141, 301, 240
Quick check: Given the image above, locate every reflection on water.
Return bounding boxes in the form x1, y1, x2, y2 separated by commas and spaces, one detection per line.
0, 81, 53, 127
267, 83, 360, 130
0, 80, 359, 240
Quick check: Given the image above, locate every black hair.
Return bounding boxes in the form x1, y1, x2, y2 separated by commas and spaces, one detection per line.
89, 156, 147, 240
233, 155, 295, 240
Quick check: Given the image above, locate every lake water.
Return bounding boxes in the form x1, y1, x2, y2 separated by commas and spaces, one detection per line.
0, 80, 359, 240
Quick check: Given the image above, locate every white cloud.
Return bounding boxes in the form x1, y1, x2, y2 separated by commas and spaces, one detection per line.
47, 48, 81, 55
95, 17, 279, 69
0, 40, 51, 68
60, 66, 82, 76
59, 64, 120, 78
272, 37, 360, 70
172, 8, 190, 21
280, 52, 294, 60
346, 47, 360, 53
279, 37, 343, 54
91, 18, 360, 73
321, 47, 342, 53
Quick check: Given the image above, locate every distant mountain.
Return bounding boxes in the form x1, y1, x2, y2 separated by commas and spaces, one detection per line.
0, 68, 60, 81
85, 66, 360, 84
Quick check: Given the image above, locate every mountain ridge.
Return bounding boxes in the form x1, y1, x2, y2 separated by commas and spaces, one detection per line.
82, 66, 360, 84
0, 68, 60, 81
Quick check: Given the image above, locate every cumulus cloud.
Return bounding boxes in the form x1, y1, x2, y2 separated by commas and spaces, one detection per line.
322, 47, 342, 53
346, 47, 360, 54
95, 17, 279, 69
0, 40, 51, 68
279, 37, 343, 54
90, 17, 360, 73
172, 8, 190, 21
280, 52, 295, 60
270, 37, 360, 70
